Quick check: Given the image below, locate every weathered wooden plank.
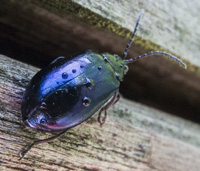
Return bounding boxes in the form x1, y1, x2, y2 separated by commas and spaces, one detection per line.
1, 0, 199, 68
0, 0, 200, 123
73, 0, 200, 67
0, 54, 200, 170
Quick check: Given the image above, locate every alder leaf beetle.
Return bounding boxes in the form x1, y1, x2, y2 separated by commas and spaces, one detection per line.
19, 9, 186, 160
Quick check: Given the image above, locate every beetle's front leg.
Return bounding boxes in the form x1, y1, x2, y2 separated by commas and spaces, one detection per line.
13, 76, 30, 87
98, 91, 120, 127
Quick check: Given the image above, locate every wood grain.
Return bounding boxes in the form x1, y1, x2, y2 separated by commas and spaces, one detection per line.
0, 54, 200, 170
74, 0, 200, 67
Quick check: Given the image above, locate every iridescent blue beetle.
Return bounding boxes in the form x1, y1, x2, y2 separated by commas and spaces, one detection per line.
20, 10, 186, 159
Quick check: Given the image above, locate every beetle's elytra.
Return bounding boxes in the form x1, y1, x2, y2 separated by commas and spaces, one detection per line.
19, 10, 186, 160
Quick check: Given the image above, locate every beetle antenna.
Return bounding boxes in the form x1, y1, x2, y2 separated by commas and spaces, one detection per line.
122, 9, 144, 59
124, 51, 187, 68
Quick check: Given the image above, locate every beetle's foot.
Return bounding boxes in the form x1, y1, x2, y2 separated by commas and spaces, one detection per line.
19, 150, 27, 160
19, 142, 34, 160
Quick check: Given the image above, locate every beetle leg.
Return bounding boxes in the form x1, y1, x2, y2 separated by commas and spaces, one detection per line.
97, 108, 107, 127
50, 56, 65, 65
19, 129, 68, 160
113, 92, 120, 105
98, 91, 120, 127
13, 76, 30, 87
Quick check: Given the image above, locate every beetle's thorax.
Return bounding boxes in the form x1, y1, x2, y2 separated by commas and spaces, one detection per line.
101, 53, 128, 81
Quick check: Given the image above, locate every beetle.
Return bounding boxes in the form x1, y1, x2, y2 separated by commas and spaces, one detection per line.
19, 10, 186, 160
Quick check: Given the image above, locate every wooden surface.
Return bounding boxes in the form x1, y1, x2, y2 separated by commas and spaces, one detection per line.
0, 54, 200, 170
74, 0, 200, 67
0, 1, 200, 170
0, 0, 200, 123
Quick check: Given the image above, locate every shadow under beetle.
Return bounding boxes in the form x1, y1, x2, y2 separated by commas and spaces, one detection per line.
19, 10, 186, 160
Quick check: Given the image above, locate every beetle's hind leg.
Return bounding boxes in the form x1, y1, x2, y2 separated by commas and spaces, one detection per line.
19, 130, 68, 160
98, 91, 120, 127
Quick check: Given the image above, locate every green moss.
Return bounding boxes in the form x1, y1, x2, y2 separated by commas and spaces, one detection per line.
23, 0, 177, 53
24, 0, 140, 46
16, 0, 200, 73
27, 0, 129, 37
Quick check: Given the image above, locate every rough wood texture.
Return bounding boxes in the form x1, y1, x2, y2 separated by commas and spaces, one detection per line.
1, 0, 199, 69
1, 54, 200, 170
73, 0, 200, 67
